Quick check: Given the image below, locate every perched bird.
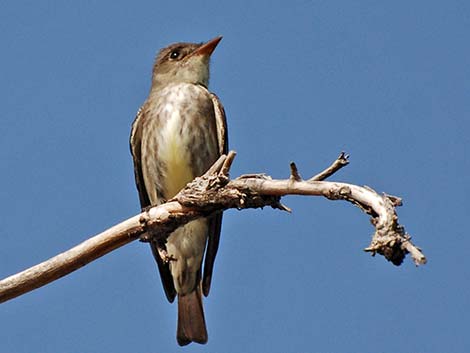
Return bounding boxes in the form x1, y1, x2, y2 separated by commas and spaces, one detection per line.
129, 36, 227, 345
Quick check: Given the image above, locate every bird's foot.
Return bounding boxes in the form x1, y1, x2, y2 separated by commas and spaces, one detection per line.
158, 248, 177, 263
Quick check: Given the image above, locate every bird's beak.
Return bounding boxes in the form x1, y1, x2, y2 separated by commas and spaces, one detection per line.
191, 36, 222, 57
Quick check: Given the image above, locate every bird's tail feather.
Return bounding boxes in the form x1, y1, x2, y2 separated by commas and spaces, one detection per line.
177, 283, 208, 346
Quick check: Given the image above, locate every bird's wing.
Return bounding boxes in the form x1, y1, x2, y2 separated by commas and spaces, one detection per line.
130, 106, 151, 207
211, 93, 229, 156
202, 93, 228, 297
130, 105, 177, 302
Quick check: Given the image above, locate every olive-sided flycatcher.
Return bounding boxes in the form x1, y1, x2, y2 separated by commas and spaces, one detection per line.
129, 36, 227, 346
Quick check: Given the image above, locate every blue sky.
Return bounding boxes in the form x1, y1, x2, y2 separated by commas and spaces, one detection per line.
1, 1, 469, 352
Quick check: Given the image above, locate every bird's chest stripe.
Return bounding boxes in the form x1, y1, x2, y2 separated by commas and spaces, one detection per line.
158, 106, 194, 198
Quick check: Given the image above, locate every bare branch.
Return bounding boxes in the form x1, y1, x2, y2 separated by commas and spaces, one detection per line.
289, 162, 302, 182
0, 150, 426, 304
0, 214, 144, 303
205, 153, 228, 175
310, 152, 349, 181
219, 150, 236, 177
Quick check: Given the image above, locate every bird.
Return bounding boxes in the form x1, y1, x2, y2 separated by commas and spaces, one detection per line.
129, 36, 227, 346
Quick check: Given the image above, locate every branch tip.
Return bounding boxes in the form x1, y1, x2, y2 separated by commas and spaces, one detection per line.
219, 150, 236, 177
338, 151, 350, 165
384, 193, 403, 207
274, 202, 292, 213
402, 239, 427, 265
289, 162, 302, 182
309, 151, 350, 181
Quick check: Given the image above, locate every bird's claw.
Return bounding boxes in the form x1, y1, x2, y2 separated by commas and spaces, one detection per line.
158, 248, 177, 263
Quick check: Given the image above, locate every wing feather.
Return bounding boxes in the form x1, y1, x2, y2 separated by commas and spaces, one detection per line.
202, 93, 228, 296
130, 105, 177, 302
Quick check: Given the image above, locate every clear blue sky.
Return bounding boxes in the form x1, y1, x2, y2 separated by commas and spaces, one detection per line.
1, 1, 469, 352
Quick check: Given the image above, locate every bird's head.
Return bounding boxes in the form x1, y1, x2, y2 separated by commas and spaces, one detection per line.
151, 36, 222, 88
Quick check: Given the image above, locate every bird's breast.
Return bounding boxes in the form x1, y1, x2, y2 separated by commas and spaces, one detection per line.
144, 83, 218, 202
158, 102, 194, 199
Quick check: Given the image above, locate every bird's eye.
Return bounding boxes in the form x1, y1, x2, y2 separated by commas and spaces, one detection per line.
169, 50, 180, 59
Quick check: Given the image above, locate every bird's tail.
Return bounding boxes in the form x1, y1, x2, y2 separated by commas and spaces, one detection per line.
177, 283, 208, 346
